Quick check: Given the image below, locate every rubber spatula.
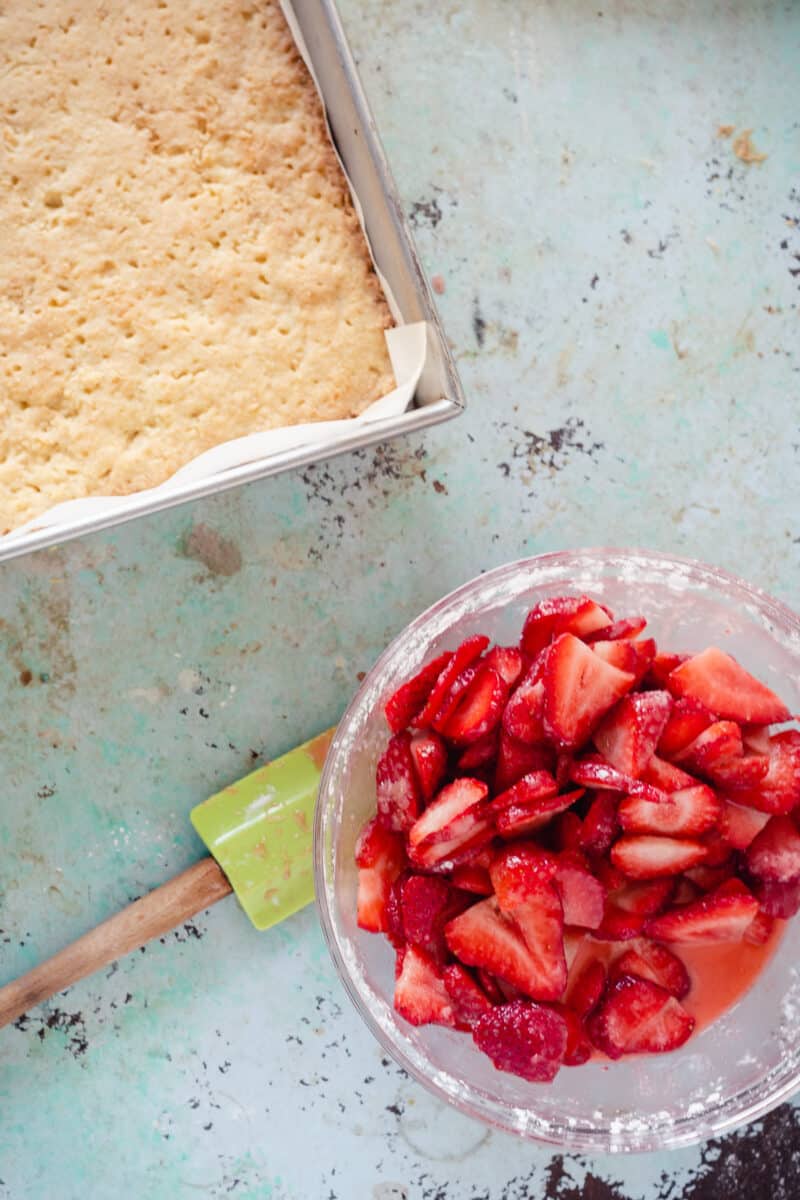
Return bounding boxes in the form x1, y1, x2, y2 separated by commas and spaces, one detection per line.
0, 728, 334, 1029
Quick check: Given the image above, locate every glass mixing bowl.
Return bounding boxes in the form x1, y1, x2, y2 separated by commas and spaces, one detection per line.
314, 549, 800, 1152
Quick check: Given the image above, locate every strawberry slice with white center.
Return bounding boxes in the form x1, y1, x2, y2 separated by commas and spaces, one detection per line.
718, 799, 770, 850
552, 1003, 592, 1066
618, 783, 722, 838
355, 817, 407, 932
594, 903, 646, 941
579, 791, 620, 856
609, 938, 691, 999
676, 720, 743, 773
375, 731, 422, 832
640, 754, 696, 793
442, 666, 508, 745
553, 852, 606, 929
705, 753, 769, 791
742, 725, 774, 756
521, 595, 612, 658
586, 615, 647, 642
483, 645, 526, 688
611, 835, 708, 879
722, 731, 800, 814
656, 697, 716, 760
495, 789, 585, 838
394, 945, 460, 1028
644, 652, 689, 689
409, 730, 448, 801
490, 770, 559, 812
442, 963, 495, 1026
409, 777, 489, 848
472, 999, 568, 1082
746, 815, 800, 883
543, 634, 636, 750
384, 651, 453, 733
612, 877, 677, 916
494, 730, 554, 791
489, 843, 558, 905
587, 975, 694, 1058
569, 754, 667, 802
415, 635, 490, 728
593, 690, 673, 778
564, 959, 606, 1018
644, 880, 759, 942
590, 637, 656, 686
744, 910, 775, 946
445, 895, 565, 1000
502, 674, 547, 745
667, 646, 790, 725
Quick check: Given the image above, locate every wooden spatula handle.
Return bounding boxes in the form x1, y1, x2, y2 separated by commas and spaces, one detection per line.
0, 856, 232, 1029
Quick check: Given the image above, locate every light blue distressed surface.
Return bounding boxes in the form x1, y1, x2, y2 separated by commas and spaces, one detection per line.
1, 1, 800, 1196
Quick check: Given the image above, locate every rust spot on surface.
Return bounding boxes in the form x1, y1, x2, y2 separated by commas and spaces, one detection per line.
252, 840, 267, 860
732, 129, 767, 164
183, 523, 242, 576
19, 668, 32, 686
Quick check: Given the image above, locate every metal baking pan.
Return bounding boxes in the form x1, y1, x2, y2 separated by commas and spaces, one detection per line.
0, 0, 463, 565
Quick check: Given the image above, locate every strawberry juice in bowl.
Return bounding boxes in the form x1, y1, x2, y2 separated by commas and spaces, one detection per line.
314, 550, 800, 1152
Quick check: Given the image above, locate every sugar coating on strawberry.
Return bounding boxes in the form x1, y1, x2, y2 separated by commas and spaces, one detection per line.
472, 1000, 568, 1081
746, 815, 800, 883
442, 963, 495, 1025
375, 732, 422, 832
587, 975, 694, 1058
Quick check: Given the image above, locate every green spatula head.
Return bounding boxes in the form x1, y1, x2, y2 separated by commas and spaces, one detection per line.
190, 729, 333, 931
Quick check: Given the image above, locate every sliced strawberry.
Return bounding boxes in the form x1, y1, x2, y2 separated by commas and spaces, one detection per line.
502, 675, 547, 745
496, 789, 585, 838
683, 862, 735, 892
640, 755, 697, 793
723, 731, 800, 814
495, 883, 567, 1002
494, 730, 554, 791
475, 969, 506, 1004
409, 777, 489, 850
613, 877, 676, 916
376, 732, 422, 832
569, 755, 666, 802
483, 645, 525, 688
672, 877, 703, 907
415, 635, 490, 728
594, 691, 673, 778
644, 881, 759, 942
409, 730, 448, 801
399, 874, 470, 962
442, 963, 495, 1025
618, 784, 721, 838
609, 939, 690, 999
667, 646, 790, 725
611, 836, 708, 880
590, 637, 656, 686
579, 791, 620, 856
543, 634, 635, 750
644, 652, 689, 689
552, 1003, 592, 1066
705, 753, 770, 791
587, 975, 694, 1058
564, 959, 606, 1018
445, 895, 564, 1000
746, 815, 800, 883
384, 651, 453, 733
472, 999, 568, 1082
752, 878, 800, 918
385, 872, 408, 948
489, 843, 558, 907
555, 751, 575, 790
676, 721, 743, 773
521, 595, 612, 658
586, 615, 647, 642
410, 818, 495, 871
355, 818, 407, 933
657, 698, 715, 760
450, 864, 493, 895
457, 730, 498, 772
489, 770, 559, 813
744, 909, 775, 945
742, 725, 774, 756
594, 859, 628, 893
552, 809, 585, 853
718, 800, 770, 849
430, 663, 483, 732
394, 945, 459, 1028
553, 855, 606, 929
443, 666, 508, 745
594, 903, 645, 941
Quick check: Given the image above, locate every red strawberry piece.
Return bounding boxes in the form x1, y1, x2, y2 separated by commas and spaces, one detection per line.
489, 843, 558, 907
746, 814, 800, 883
579, 791, 620, 856
594, 690, 673, 778
472, 999, 568, 1082
742, 725, 773, 756
744, 909, 775, 946
586, 615, 647, 642
385, 871, 409, 948
718, 800, 770, 850
705, 753, 770, 791
394, 944, 459, 1028
399, 874, 471, 961
587, 975, 694, 1058
483, 645, 526, 688
495, 730, 554, 791
672, 877, 703, 907
410, 818, 495, 872
644, 652, 689, 689
644, 881, 759, 942
520, 595, 612, 658
565, 959, 606, 1018
752, 878, 800, 918
495, 878, 568, 1002
667, 646, 790, 725
618, 783, 721, 838
723, 731, 800, 814
502, 675, 547, 745
415, 635, 491, 728
430, 663, 483, 732
640, 754, 697, 793
384, 651, 453, 733
451, 863, 493, 895
409, 730, 448, 801
552, 810, 585, 853
594, 859, 628, 892
457, 730, 499, 771
445, 895, 565, 1000
495, 977, 525, 1003
590, 637, 656, 686
594, 903, 645, 941
490, 770, 559, 813
442, 963, 495, 1025
657, 698, 716, 760
475, 969, 507, 1004
551, 1003, 592, 1066
496, 789, 586, 838
569, 755, 667, 802
683, 862, 734, 892
376, 732, 422, 832
443, 666, 508, 745
409, 777, 489, 850
609, 938, 691, 999
555, 751, 575, 789
355, 817, 407, 932
676, 721, 743, 773
613, 877, 677, 916
553, 855, 606, 929
543, 634, 635, 750
611, 836, 708, 880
